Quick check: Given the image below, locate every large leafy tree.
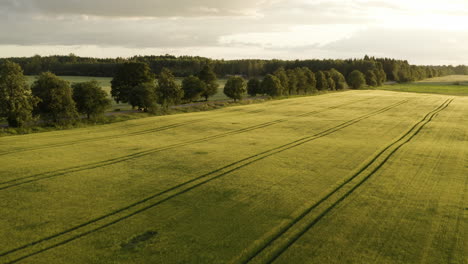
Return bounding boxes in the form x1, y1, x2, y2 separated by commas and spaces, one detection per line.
72, 81, 111, 119
182, 75, 206, 102
295, 68, 308, 94
329, 68, 347, 90
32, 72, 78, 124
0, 61, 39, 127
373, 69, 386, 86
365, 70, 378, 87
273, 67, 289, 95
326, 72, 336, 91
286, 69, 298, 95
302, 67, 317, 94
261, 74, 283, 97
315, 71, 329, 91
224, 76, 246, 102
247, 78, 261, 96
157, 68, 184, 107
128, 82, 158, 112
198, 64, 219, 101
347, 70, 366, 89
111, 62, 155, 104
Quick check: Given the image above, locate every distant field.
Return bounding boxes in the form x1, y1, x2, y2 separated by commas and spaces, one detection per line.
381, 75, 468, 96
26, 76, 229, 111
0, 90, 465, 263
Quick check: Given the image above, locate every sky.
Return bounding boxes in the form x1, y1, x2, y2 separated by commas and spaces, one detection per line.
1, 0, 468, 65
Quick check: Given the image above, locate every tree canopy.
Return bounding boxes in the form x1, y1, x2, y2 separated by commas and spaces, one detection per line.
72, 81, 111, 119
198, 64, 219, 101
315, 71, 329, 91
128, 82, 158, 112
224, 76, 247, 102
182, 75, 206, 102
347, 70, 366, 89
247, 78, 262, 96
32, 72, 78, 124
0, 61, 39, 127
111, 62, 155, 103
262, 74, 284, 97
157, 68, 184, 107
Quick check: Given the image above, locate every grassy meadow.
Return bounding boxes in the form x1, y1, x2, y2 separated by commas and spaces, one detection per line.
0, 90, 466, 263
381, 75, 468, 96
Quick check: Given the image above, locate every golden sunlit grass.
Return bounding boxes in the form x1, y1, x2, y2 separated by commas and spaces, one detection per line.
0, 90, 465, 263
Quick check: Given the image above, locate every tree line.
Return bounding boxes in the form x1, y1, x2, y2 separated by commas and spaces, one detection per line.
2, 54, 466, 82
0, 60, 112, 127
0, 56, 461, 128
0, 61, 224, 128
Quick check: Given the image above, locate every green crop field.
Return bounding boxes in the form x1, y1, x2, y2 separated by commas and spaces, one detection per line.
0, 90, 466, 264
26, 76, 229, 111
381, 75, 468, 96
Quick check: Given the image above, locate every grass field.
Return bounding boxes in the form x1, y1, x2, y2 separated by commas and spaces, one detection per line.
0, 90, 466, 263
381, 75, 468, 96
26, 76, 229, 111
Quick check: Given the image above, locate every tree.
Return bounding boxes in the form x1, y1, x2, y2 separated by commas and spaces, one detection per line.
72, 81, 111, 119
0, 61, 39, 127
302, 67, 317, 94
157, 68, 184, 107
128, 82, 158, 112
373, 69, 386, 86
329, 68, 347, 90
327, 75, 336, 90
315, 71, 329, 91
182, 75, 206, 102
111, 62, 155, 103
198, 64, 219, 101
365, 70, 378, 87
274, 67, 289, 95
247, 78, 261, 96
224, 76, 246, 102
32, 72, 78, 124
295, 68, 308, 94
286, 69, 298, 95
261, 74, 283, 97
347, 70, 366, 89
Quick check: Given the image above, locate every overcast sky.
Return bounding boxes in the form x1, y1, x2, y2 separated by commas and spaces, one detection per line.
1, 0, 467, 65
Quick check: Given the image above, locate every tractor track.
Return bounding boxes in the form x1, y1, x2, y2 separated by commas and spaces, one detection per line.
0, 93, 353, 155
0, 99, 408, 264
233, 98, 453, 264
0, 97, 375, 191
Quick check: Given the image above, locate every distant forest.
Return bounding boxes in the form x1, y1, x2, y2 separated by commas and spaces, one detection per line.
2, 54, 467, 82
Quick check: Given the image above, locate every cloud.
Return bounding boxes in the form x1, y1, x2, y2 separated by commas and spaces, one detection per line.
2, 0, 276, 18
322, 27, 468, 64
0, 0, 467, 65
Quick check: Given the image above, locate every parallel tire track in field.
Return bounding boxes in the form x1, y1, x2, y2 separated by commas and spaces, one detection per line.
0, 93, 351, 156
0, 99, 408, 264
0, 119, 205, 157
0, 97, 374, 191
233, 98, 453, 264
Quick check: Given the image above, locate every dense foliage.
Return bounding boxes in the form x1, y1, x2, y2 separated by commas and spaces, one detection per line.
347, 70, 366, 89
0, 61, 39, 127
111, 62, 155, 103
224, 76, 247, 102
157, 68, 184, 107
3, 54, 466, 83
32, 72, 79, 124
72, 81, 111, 119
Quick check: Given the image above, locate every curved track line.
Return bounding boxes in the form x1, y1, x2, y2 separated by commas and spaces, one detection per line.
0, 99, 408, 264
234, 99, 453, 264
0, 97, 375, 190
